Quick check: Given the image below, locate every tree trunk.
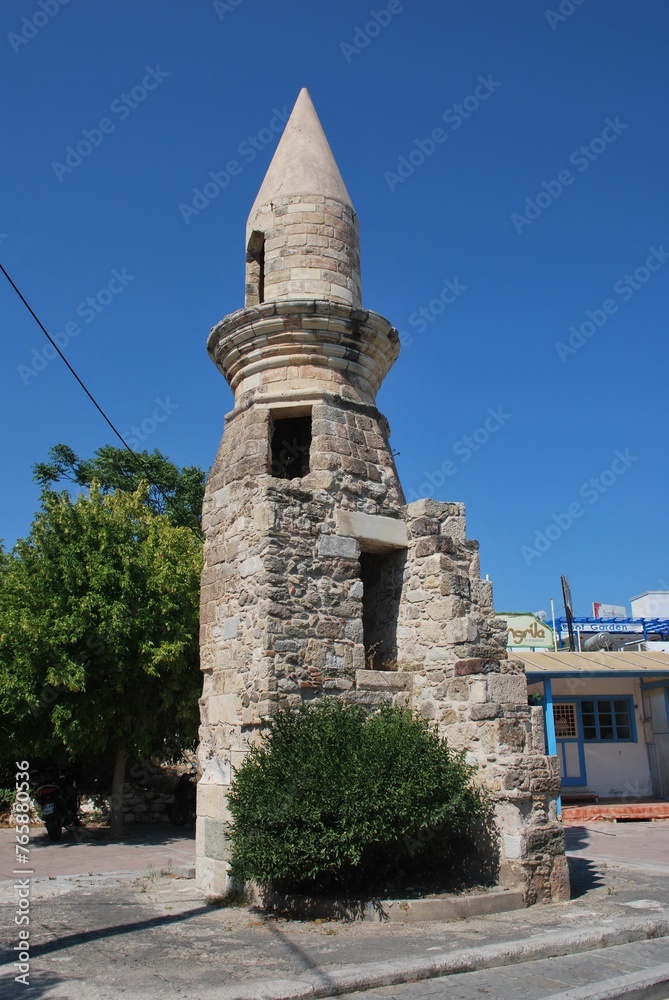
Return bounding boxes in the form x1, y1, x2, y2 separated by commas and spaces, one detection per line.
109, 744, 128, 839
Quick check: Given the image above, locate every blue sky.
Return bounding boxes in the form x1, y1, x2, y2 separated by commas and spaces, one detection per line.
1, 0, 667, 617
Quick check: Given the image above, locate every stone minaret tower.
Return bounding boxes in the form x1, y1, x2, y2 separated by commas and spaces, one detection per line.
198, 89, 568, 903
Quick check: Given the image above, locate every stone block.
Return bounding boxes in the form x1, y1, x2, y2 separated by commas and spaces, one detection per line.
503, 833, 527, 860
408, 516, 440, 537
487, 674, 528, 705
208, 694, 241, 725
202, 818, 231, 863
197, 783, 231, 820
239, 555, 263, 578
335, 509, 408, 551
454, 658, 484, 676
222, 616, 239, 639
441, 618, 478, 644
405, 499, 454, 519
196, 856, 234, 896
440, 573, 471, 599
317, 534, 360, 559
416, 538, 457, 560
469, 679, 488, 703
355, 669, 412, 691
426, 598, 461, 622
498, 719, 528, 752
470, 703, 502, 721
343, 689, 393, 706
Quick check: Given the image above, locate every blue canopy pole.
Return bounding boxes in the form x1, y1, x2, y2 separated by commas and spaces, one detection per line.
543, 676, 561, 819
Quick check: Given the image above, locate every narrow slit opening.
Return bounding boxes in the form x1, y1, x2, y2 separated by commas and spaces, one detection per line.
246, 230, 265, 305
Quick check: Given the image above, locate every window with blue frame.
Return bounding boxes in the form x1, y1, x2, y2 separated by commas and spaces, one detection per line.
580, 698, 633, 742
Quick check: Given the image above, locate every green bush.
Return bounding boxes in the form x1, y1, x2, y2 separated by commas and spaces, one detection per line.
0, 787, 16, 810
227, 699, 487, 893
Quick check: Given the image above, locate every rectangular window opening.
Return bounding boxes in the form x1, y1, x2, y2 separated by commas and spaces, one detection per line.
359, 549, 406, 670
557, 697, 635, 743
270, 414, 312, 479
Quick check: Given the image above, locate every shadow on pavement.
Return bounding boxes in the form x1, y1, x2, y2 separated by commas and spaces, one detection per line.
568, 856, 606, 899
1, 970, 65, 1000
564, 825, 591, 851
1, 904, 210, 963
260, 915, 337, 994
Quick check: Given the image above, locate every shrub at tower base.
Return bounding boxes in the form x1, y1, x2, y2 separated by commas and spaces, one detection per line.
227, 700, 490, 897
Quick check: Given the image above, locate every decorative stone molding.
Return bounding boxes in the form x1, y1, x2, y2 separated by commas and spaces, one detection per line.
207, 300, 399, 405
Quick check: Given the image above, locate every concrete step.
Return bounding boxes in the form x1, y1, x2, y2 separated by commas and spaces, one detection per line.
322, 937, 669, 999
212, 919, 669, 1000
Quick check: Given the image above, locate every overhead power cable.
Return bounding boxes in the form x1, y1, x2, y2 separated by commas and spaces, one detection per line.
1, 263, 204, 541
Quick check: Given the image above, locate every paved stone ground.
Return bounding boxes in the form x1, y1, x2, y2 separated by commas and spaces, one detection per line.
1, 821, 669, 999
0, 823, 196, 880
565, 820, 669, 873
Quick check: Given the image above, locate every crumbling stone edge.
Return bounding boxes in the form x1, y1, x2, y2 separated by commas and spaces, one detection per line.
251, 884, 523, 922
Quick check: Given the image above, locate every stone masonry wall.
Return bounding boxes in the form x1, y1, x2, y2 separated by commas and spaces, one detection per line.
247, 194, 361, 307
394, 499, 569, 903
198, 389, 568, 903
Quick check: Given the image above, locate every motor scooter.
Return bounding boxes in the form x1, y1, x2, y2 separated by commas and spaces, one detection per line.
34, 770, 80, 842
167, 770, 196, 828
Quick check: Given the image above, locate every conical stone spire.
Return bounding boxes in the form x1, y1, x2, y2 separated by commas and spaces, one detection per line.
249, 88, 354, 218
244, 88, 361, 308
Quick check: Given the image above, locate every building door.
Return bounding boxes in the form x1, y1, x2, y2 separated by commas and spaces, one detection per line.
553, 702, 586, 785
643, 686, 669, 799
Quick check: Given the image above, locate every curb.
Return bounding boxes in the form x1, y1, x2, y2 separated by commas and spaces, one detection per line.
255, 886, 524, 922
213, 914, 669, 1000
545, 963, 669, 1000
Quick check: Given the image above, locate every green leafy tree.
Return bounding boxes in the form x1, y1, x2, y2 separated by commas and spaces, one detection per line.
0, 482, 203, 836
34, 443, 206, 533
227, 699, 487, 893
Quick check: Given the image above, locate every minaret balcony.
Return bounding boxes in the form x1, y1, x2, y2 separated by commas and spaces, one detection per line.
207, 299, 399, 405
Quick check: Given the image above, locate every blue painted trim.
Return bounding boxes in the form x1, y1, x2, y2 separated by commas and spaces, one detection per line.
557, 738, 587, 786
544, 678, 557, 756
540, 680, 562, 818
640, 679, 669, 691
551, 695, 587, 785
